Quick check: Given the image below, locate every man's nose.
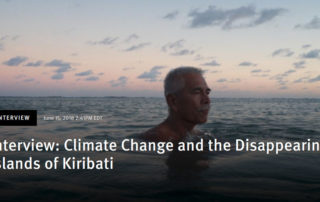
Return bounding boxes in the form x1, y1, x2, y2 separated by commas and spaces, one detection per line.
201, 92, 210, 104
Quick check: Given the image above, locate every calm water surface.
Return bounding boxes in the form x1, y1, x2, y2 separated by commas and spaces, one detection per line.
0, 97, 320, 201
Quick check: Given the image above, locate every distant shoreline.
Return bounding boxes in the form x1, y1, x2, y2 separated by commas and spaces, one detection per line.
0, 96, 320, 100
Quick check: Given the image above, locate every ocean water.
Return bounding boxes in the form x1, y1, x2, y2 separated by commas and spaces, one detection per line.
0, 97, 320, 201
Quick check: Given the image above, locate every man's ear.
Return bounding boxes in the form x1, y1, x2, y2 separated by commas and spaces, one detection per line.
166, 94, 178, 112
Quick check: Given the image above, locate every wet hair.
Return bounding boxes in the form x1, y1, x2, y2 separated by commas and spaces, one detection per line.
164, 66, 203, 96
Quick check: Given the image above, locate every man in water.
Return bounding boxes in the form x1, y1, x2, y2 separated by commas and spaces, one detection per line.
142, 66, 211, 142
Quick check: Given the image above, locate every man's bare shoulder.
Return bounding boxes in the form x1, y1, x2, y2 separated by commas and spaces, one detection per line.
140, 123, 176, 142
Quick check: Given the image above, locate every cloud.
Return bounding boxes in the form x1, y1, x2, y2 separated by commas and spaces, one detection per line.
270, 69, 295, 86
171, 49, 195, 56
85, 76, 99, 81
15, 74, 26, 79
295, 16, 320, 29
201, 60, 221, 66
75, 71, 101, 81
189, 5, 255, 29
253, 8, 286, 26
302, 44, 311, 49
188, 5, 286, 30
279, 86, 288, 90
194, 54, 205, 61
271, 75, 287, 86
216, 78, 241, 83
0, 35, 9, 41
25, 60, 43, 67
308, 75, 320, 83
109, 76, 128, 87
251, 69, 270, 77
230, 78, 241, 83
293, 76, 310, 83
3, 56, 28, 66
251, 69, 262, 73
162, 40, 195, 56
163, 10, 179, 20
272, 48, 294, 57
277, 79, 287, 86
253, 74, 269, 77
124, 42, 150, 51
301, 49, 320, 59
293, 61, 306, 69
239, 61, 257, 66
45, 59, 72, 73
88, 37, 118, 45
137, 66, 165, 82
122, 67, 135, 71
75, 70, 93, 76
162, 40, 185, 52
0, 35, 19, 50
23, 78, 35, 82
282, 69, 296, 76
125, 34, 139, 43
11, 35, 19, 41
45, 59, 73, 80
51, 73, 64, 80
217, 78, 227, 82
0, 35, 19, 41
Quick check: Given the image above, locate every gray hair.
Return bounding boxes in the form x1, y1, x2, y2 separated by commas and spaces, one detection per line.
164, 66, 203, 96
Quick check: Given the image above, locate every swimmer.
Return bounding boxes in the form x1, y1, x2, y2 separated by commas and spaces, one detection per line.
142, 66, 211, 142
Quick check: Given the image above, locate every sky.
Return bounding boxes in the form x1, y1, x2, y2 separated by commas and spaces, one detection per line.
1, 0, 320, 98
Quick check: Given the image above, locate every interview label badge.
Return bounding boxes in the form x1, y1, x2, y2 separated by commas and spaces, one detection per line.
0, 110, 37, 126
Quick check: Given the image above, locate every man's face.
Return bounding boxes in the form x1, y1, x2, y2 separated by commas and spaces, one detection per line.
174, 73, 211, 124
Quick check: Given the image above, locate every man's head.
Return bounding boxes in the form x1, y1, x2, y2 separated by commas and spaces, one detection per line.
164, 66, 211, 124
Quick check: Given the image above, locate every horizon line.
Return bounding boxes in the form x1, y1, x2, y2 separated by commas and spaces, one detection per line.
1, 96, 320, 99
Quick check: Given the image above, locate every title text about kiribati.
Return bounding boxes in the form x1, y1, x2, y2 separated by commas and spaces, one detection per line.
0, 138, 319, 170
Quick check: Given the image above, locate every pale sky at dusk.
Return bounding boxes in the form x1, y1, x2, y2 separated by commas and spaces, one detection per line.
1, 0, 320, 97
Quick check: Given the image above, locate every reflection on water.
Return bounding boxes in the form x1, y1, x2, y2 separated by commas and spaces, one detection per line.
166, 133, 210, 180
0, 97, 320, 200
167, 150, 209, 180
